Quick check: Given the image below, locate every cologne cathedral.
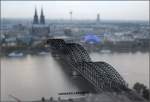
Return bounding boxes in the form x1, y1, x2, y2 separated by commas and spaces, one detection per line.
31, 8, 50, 39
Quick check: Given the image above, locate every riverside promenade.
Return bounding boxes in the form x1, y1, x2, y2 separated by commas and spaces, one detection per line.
33, 92, 148, 102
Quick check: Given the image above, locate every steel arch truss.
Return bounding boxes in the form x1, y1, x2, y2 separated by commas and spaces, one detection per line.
46, 39, 128, 92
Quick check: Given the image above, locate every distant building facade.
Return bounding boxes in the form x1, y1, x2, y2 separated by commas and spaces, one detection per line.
31, 8, 50, 39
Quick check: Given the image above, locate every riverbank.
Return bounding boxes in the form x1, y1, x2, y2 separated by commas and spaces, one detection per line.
9, 92, 148, 102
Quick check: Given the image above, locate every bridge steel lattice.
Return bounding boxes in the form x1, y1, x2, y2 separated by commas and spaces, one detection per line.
46, 39, 128, 92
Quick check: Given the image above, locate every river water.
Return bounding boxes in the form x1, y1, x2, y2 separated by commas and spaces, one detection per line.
1, 52, 149, 101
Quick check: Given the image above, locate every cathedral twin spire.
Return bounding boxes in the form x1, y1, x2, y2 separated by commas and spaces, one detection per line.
33, 8, 45, 24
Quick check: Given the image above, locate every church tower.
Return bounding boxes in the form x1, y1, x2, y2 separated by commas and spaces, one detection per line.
97, 13, 100, 22
40, 8, 45, 24
33, 8, 39, 24
31, 7, 50, 38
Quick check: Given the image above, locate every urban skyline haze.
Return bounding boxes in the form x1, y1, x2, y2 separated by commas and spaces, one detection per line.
1, 1, 149, 21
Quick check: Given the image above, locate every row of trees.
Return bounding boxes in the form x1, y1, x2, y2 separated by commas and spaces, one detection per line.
133, 82, 149, 100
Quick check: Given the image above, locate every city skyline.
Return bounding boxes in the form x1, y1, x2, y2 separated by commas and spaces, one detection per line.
1, 1, 149, 21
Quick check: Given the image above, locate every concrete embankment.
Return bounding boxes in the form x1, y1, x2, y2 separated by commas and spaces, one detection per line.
33, 92, 148, 102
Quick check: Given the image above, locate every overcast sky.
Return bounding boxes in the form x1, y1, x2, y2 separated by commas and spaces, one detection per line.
1, 1, 149, 21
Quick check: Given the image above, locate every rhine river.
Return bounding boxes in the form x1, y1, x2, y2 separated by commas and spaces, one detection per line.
1, 52, 149, 101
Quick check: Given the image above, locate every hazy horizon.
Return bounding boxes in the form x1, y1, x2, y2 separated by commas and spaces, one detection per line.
1, 18, 149, 22
1, 1, 149, 21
